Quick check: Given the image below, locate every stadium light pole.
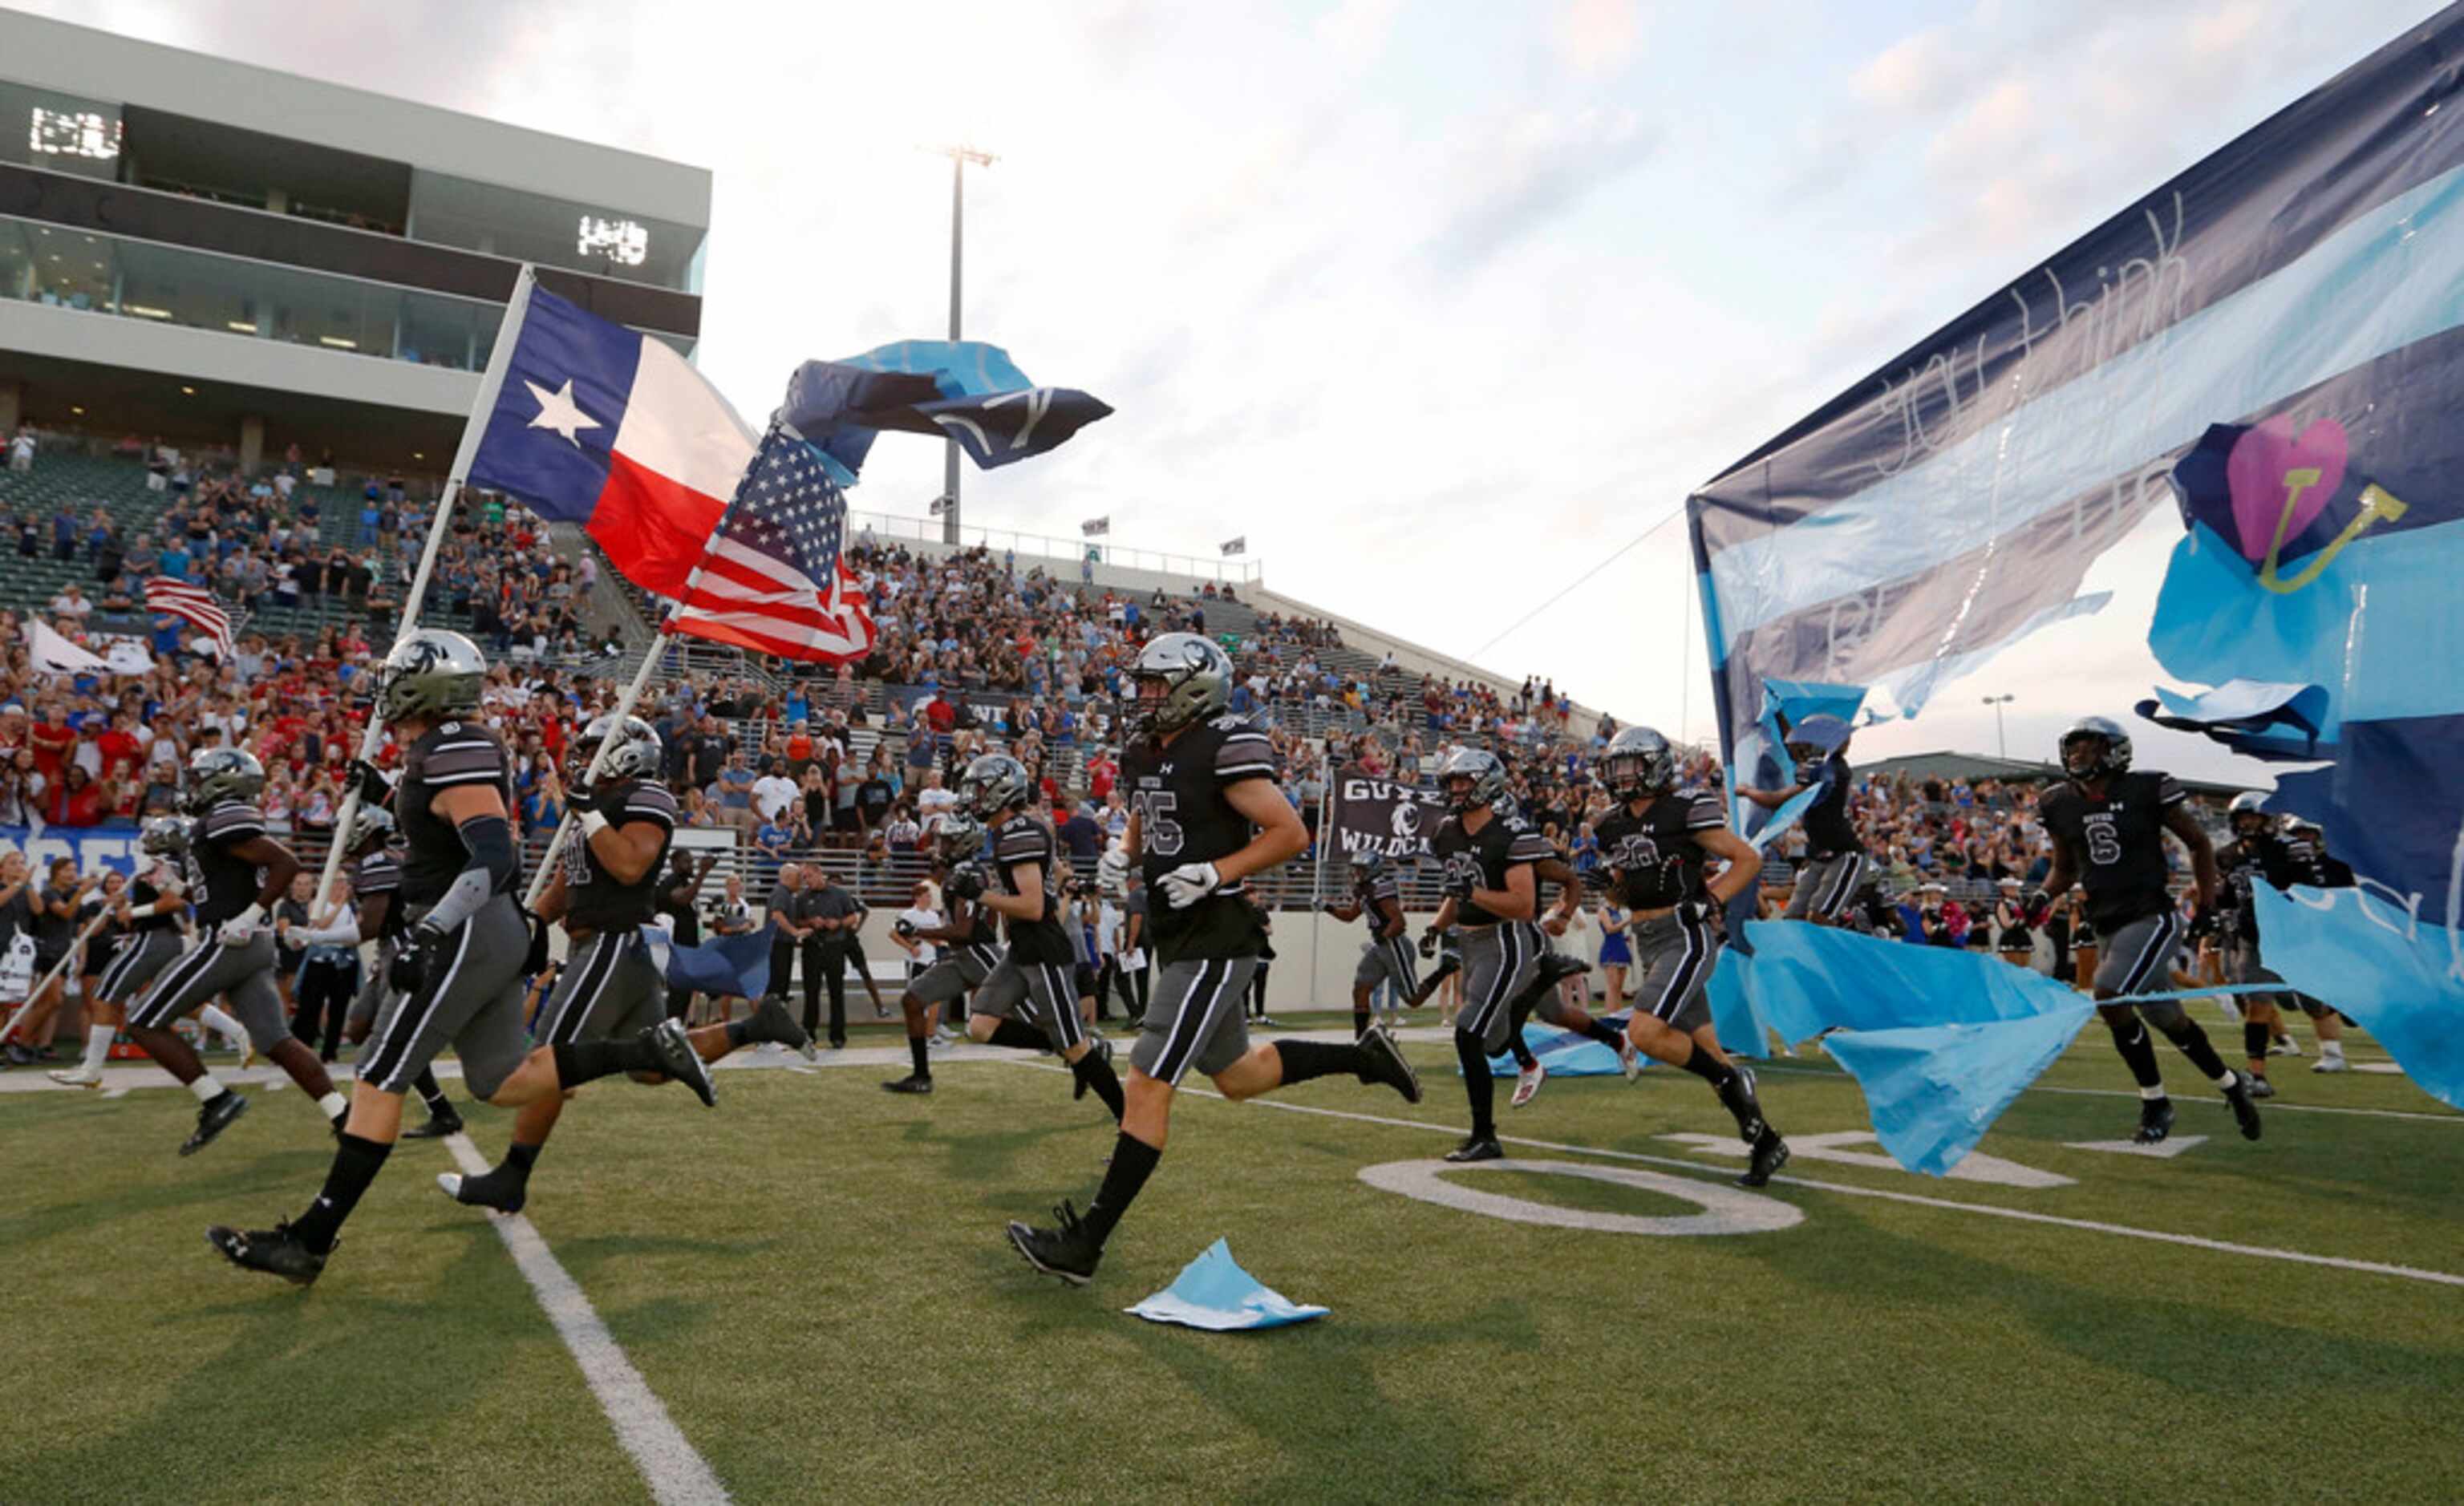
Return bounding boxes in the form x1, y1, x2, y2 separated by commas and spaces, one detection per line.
1982, 693, 2015, 759
933, 144, 996, 546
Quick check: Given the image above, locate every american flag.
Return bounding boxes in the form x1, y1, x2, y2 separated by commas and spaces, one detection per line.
144, 576, 235, 659
667, 419, 877, 662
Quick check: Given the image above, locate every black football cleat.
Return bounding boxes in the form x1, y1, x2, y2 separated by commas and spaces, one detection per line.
437, 1168, 526, 1216
1737, 1127, 1791, 1188
2223, 1075, 2264, 1141
748, 996, 817, 1063
399, 1107, 465, 1140
1443, 1136, 1503, 1164
881, 1073, 934, 1095
180, 1090, 250, 1157
205, 1221, 329, 1285
1716, 1067, 1766, 1145
647, 1018, 717, 1107
2242, 1074, 2276, 1099
1356, 1026, 1423, 1104
1007, 1201, 1102, 1286
2132, 1096, 2176, 1144
1538, 951, 1590, 986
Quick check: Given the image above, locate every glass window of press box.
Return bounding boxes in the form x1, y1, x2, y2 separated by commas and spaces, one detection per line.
408, 170, 703, 294
0, 79, 124, 182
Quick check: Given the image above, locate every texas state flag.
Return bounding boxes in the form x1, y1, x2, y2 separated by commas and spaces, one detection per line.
464, 283, 756, 597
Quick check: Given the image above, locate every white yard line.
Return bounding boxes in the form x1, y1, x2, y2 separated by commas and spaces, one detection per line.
442, 1134, 731, 1505
1006, 1061, 2464, 1290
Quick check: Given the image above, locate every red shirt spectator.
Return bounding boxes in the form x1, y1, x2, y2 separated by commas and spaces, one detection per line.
924, 692, 957, 736
29, 710, 75, 784
1084, 751, 1117, 802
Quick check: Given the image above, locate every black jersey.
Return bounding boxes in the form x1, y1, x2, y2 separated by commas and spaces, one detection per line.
76, 892, 128, 973
1800, 754, 1859, 857
2217, 833, 2296, 941
355, 846, 407, 940
991, 813, 1073, 965
2280, 831, 2356, 889
2038, 770, 2185, 934
184, 800, 270, 928
1431, 809, 1554, 928
1122, 713, 1278, 963
129, 873, 181, 933
557, 779, 678, 933
1593, 789, 1726, 910
397, 721, 518, 906
1354, 864, 1404, 938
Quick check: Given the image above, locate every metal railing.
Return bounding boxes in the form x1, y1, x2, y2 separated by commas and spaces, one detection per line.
846, 509, 1263, 585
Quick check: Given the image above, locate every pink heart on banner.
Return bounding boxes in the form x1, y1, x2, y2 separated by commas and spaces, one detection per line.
2225, 415, 2348, 564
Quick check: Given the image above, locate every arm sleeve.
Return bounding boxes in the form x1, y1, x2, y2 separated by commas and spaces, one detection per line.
422, 815, 517, 933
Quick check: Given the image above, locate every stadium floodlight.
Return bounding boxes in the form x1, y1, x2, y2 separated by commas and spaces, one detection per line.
1981, 693, 2016, 759
925, 144, 996, 547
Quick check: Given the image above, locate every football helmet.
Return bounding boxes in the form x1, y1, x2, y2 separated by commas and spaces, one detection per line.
1129, 632, 1232, 739
960, 752, 1032, 819
1602, 726, 1678, 800
938, 813, 987, 864
568, 713, 663, 790
1436, 747, 1507, 814
344, 803, 398, 857
378, 629, 487, 726
2227, 791, 2271, 837
2058, 715, 2133, 779
139, 816, 188, 856
184, 747, 265, 814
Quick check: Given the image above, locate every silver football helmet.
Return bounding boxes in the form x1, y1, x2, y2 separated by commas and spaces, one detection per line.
2227, 791, 2271, 836
958, 753, 1031, 819
345, 802, 398, 856
2059, 715, 2134, 779
1602, 726, 1678, 800
184, 747, 265, 814
139, 815, 189, 856
569, 713, 663, 790
1435, 747, 1507, 814
1129, 632, 1232, 740
938, 812, 987, 864
378, 629, 487, 726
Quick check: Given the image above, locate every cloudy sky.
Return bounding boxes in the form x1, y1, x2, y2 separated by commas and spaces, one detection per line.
25, 0, 2442, 778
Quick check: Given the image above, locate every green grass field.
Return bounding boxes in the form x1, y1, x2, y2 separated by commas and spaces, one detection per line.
4, 1016, 2460, 1504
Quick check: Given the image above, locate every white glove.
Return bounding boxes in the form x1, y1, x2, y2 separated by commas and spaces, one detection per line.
1097, 848, 1129, 889
219, 903, 266, 947
1158, 861, 1222, 910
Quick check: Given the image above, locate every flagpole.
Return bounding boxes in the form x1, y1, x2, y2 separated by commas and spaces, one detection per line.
0, 910, 111, 1050
314, 263, 542, 910
521, 634, 669, 908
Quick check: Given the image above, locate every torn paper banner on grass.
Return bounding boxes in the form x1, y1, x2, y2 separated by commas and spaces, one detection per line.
1125, 1239, 1327, 1331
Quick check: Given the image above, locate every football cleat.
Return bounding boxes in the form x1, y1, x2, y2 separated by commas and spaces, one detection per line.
2132, 1096, 2176, 1145
205, 1221, 328, 1285
2269, 1038, 2304, 1057
1355, 1025, 1422, 1104
1443, 1136, 1504, 1164
2243, 1075, 2276, 1099
180, 1091, 250, 1156
2223, 1075, 2264, 1141
1007, 1201, 1102, 1285
1737, 1128, 1790, 1188
881, 1073, 935, 1095
399, 1107, 465, 1140
2310, 1055, 2348, 1074
647, 1018, 716, 1107
748, 996, 817, 1063
47, 1065, 103, 1089
1510, 1062, 1547, 1110
437, 1168, 526, 1216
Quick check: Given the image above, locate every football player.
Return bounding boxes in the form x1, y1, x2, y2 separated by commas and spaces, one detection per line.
2032, 716, 2260, 1144
2213, 793, 2300, 1095
2273, 816, 2353, 1071
209, 634, 716, 1285
441, 713, 812, 1215
1007, 634, 1420, 1285
46, 820, 188, 1089
1594, 727, 1788, 1186
881, 814, 999, 1095
1499, 848, 1637, 1108
123, 749, 351, 1153
1322, 849, 1417, 1040
1739, 713, 1865, 926
952, 752, 1125, 1116
286, 805, 465, 1138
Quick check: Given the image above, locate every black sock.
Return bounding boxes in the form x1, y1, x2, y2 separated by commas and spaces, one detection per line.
290, 1132, 392, 1253
503, 1141, 541, 1176
909, 1036, 930, 1077
1073, 1051, 1125, 1119
2242, 1020, 2270, 1063
1580, 1019, 1624, 1051
553, 1034, 659, 1087
1275, 1038, 1364, 1086
1353, 1008, 1372, 1036
1080, 1132, 1161, 1244
987, 1018, 1050, 1053
725, 1017, 753, 1050
2166, 1020, 2235, 1083
1454, 1029, 1495, 1140
1676, 1038, 1737, 1088
412, 1068, 453, 1118
2107, 1020, 2166, 1090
